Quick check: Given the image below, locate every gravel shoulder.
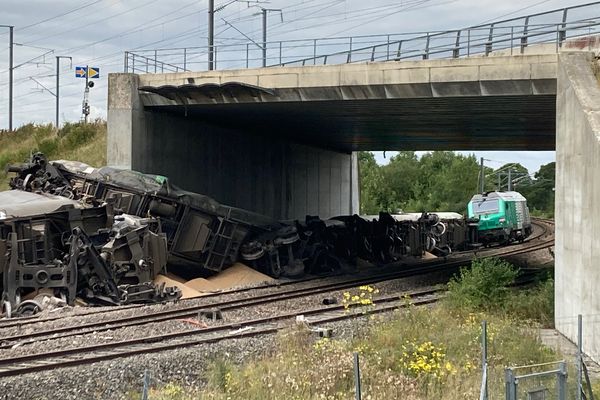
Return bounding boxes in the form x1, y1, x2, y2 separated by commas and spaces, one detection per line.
0, 312, 388, 400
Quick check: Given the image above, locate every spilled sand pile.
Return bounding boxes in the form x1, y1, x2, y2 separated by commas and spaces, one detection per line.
154, 262, 275, 300
207, 262, 274, 288
185, 277, 221, 293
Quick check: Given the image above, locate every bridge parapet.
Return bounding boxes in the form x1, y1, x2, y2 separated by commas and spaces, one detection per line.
124, 2, 600, 73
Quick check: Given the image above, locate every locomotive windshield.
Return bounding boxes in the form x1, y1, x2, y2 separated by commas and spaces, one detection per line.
472, 199, 500, 215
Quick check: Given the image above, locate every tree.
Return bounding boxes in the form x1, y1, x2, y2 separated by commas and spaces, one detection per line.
358, 152, 401, 214
380, 151, 419, 210
517, 162, 555, 217
358, 151, 380, 214
358, 151, 501, 215
406, 152, 480, 213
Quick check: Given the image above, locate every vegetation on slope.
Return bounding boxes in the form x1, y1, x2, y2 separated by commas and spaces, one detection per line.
0, 121, 106, 190
139, 259, 560, 400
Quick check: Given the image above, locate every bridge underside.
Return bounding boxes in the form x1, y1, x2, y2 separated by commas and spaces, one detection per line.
146, 94, 556, 151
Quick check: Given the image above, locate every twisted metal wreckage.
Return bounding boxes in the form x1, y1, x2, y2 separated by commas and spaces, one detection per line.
0, 153, 478, 317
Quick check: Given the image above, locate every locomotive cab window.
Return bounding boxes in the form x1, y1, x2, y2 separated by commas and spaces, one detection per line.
472, 199, 499, 215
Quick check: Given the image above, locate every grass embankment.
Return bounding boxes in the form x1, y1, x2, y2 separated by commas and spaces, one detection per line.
0, 121, 107, 190
593, 59, 600, 83
139, 258, 561, 400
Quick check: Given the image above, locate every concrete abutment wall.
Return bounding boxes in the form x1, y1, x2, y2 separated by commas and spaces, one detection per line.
555, 52, 600, 362
107, 73, 358, 220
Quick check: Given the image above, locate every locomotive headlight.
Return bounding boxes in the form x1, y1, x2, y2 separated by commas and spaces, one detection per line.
499, 218, 506, 223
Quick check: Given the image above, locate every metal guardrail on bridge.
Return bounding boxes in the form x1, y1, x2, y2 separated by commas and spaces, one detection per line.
124, 1, 600, 73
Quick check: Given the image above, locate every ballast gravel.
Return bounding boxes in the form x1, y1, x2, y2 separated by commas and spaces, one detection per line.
0, 271, 447, 360
0, 315, 376, 400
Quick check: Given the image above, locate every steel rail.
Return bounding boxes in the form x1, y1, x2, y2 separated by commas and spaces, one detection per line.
0, 265, 466, 346
0, 272, 329, 329
0, 267, 547, 378
0, 220, 553, 376
0, 289, 441, 378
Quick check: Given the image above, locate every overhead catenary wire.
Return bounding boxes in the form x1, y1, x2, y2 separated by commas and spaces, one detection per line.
475, 0, 560, 25
23, 0, 166, 46
325, 0, 451, 38
0, 20, 240, 113
0, 0, 108, 36
0, 1, 209, 84
0, 0, 226, 114
0, 0, 479, 83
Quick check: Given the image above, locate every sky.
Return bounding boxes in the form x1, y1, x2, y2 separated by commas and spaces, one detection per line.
0, 0, 585, 173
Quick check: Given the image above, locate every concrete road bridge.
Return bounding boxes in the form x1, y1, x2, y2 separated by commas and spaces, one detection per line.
108, 2, 600, 364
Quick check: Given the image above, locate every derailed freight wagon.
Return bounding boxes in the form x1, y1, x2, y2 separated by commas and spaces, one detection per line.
0, 153, 477, 316
0, 190, 180, 315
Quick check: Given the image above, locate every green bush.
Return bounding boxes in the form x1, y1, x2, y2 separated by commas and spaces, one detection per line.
505, 277, 554, 327
446, 258, 555, 326
37, 138, 59, 156
60, 122, 98, 148
446, 257, 518, 311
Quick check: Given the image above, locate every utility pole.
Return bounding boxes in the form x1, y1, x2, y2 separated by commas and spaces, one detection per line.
82, 65, 90, 123
260, 8, 282, 67
8, 26, 13, 132
479, 157, 485, 193
262, 8, 267, 67
508, 169, 512, 191
55, 56, 72, 129
209, 1, 268, 70
208, 0, 214, 70
1, 25, 14, 131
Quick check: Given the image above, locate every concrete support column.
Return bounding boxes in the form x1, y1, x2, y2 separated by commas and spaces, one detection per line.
555, 52, 600, 363
107, 73, 143, 168
350, 152, 360, 214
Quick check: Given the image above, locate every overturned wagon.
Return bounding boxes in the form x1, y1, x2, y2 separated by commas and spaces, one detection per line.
0, 190, 180, 315
0, 153, 475, 315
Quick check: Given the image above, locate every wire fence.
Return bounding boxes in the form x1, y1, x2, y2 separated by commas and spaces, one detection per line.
124, 2, 600, 73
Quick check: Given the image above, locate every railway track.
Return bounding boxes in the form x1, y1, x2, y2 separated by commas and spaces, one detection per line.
0, 267, 546, 378
0, 288, 442, 378
0, 218, 554, 376
0, 219, 553, 348
0, 273, 327, 330
0, 217, 553, 332
0, 219, 554, 343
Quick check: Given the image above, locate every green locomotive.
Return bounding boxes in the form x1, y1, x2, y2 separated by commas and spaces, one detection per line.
467, 191, 532, 244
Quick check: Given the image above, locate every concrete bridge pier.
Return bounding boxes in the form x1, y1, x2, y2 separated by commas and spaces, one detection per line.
107, 73, 359, 220
555, 52, 600, 363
